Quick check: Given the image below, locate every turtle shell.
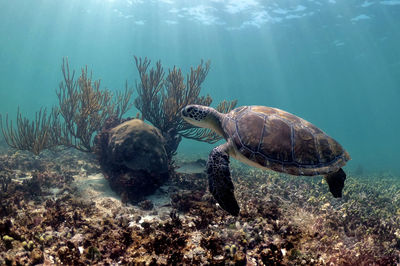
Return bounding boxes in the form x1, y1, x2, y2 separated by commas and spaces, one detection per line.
222, 106, 350, 176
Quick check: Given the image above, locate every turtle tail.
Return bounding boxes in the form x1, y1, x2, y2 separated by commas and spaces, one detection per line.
324, 168, 346, 198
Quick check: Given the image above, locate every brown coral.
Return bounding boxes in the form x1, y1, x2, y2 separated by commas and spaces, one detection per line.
0, 107, 60, 155
0, 58, 134, 155
57, 58, 133, 152
134, 56, 237, 159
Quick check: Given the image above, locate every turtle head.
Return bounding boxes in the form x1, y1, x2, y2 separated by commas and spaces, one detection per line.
181, 105, 223, 134
181, 105, 214, 127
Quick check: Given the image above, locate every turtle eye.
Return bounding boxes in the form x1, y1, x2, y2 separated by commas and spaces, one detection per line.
186, 106, 194, 113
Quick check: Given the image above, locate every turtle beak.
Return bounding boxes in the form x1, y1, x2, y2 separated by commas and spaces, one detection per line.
181, 107, 187, 117
181, 105, 194, 119
181, 108, 189, 121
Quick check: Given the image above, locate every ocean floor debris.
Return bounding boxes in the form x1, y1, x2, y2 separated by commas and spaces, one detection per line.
0, 147, 399, 264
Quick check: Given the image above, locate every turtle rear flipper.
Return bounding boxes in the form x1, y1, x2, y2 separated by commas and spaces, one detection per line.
325, 168, 346, 198
207, 144, 239, 216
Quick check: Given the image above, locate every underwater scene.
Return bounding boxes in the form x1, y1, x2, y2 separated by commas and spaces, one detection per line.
1, 0, 400, 265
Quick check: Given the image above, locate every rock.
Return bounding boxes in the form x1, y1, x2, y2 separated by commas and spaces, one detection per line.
2, 235, 14, 249
30, 248, 44, 265
107, 119, 168, 174
234, 250, 246, 264
95, 119, 169, 202
138, 199, 154, 210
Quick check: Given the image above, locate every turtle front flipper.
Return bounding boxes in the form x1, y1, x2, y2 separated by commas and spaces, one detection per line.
206, 143, 239, 216
324, 168, 346, 198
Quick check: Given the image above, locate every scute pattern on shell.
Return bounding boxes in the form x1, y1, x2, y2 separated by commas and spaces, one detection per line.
222, 106, 350, 176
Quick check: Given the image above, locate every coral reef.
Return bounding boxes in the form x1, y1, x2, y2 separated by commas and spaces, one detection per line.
94, 119, 169, 202
0, 146, 399, 265
0, 57, 398, 264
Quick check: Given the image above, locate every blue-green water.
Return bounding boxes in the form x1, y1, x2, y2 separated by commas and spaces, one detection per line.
1, 0, 399, 173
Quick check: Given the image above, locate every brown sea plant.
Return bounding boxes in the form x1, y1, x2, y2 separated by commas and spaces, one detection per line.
56, 58, 133, 152
0, 107, 61, 155
134, 56, 237, 159
0, 58, 134, 155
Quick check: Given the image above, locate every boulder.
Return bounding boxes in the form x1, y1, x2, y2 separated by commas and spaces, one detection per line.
95, 119, 169, 202
108, 119, 168, 174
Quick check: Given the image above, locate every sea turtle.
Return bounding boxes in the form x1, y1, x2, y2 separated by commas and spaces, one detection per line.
181, 105, 350, 216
